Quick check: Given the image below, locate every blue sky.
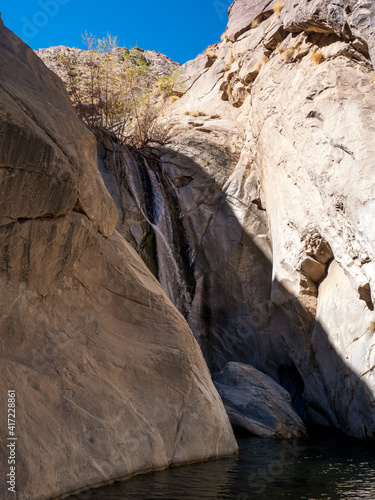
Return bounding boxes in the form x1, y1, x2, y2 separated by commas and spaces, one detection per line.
1, 0, 232, 64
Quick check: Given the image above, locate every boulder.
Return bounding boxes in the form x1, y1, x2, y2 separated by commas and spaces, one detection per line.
214, 362, 307, 438
0, 17, 238, 500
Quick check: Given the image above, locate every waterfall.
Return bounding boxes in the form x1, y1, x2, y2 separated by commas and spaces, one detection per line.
120, 147, 191, 317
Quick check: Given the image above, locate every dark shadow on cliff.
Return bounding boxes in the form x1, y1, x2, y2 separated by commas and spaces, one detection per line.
99, 136, 375, 440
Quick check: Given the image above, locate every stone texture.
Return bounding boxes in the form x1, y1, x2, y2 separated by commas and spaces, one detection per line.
0, 17, 238, 500
214, 362, 307, 438
311, 261, 375, 439
227, 0, 275, 42
239, 16, 374, 438
0, 19, 118, 237
0, 217, 238, 500
283, 0, 375, 66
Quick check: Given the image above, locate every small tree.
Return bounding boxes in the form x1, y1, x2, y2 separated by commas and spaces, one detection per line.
81, 31, 102, 126
55, 52, 88, 122
54, 33, 185, 149
156, 68, 186, 99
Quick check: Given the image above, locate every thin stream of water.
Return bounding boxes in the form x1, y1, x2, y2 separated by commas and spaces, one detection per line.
122, 149, 191, 315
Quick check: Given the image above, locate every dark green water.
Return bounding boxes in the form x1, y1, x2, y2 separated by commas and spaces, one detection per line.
70, 427, 375, 499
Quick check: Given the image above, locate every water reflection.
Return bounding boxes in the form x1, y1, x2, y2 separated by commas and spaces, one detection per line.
70, 427, 375, 499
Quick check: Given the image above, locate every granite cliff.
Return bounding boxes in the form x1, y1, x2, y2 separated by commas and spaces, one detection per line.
1, 0, 375, 497
45, 0, 375, 442
168, 0, 375, 440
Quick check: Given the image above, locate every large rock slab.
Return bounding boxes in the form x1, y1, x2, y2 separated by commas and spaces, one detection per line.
227, 0, 275, 42
0, 15, 118, 236
214, 362, 307, 438
0, 217, 238, 499
0, 18, 238, 500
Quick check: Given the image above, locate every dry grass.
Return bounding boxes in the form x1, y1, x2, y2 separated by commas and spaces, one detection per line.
273, 1, 284, 18
184, 110, 207, 117
224, 49, 235, 69
283, 47, 296, 61
221, 32, 227, 41
253, 54, 269, 73
365, 320, 375, 335
276, 44, 284, 54
205, 48, 217, 59
251, 18, 260, 29
169, 95, 179, 104
311, 51, 323, 66
264, 20, 272, 31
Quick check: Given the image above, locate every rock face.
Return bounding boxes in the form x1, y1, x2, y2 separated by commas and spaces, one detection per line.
36, 0, 375, 442
198, 0, 375, 439
0, 36, 118, 237
0, 16, 238, 500
312, 261, 375, 439
214, 362, 307, 438
82, 0, 375, 441
227, 0, 275, 42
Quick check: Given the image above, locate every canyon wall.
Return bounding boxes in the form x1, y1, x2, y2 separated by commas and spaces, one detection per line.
90, 0, 375, 440
174, 0, 375, 439
23, 6, 375, 498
